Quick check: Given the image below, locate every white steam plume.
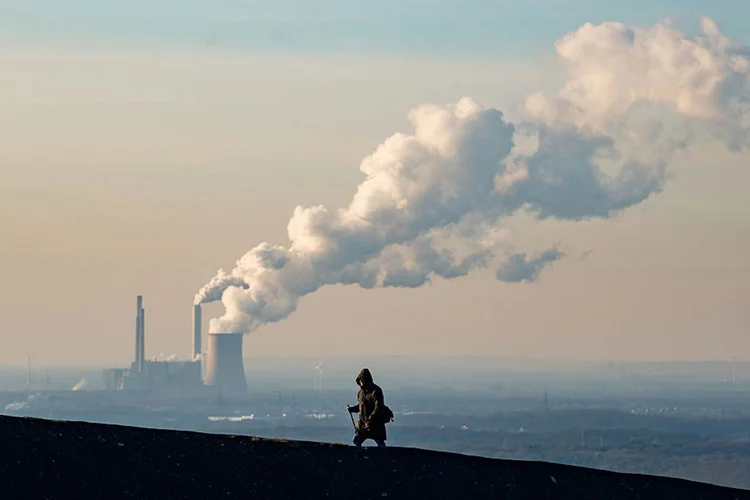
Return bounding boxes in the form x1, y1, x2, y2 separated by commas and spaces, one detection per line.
197, 18, 748, 335
71, 378, 87, 391
151, 353, 180, 362
4, 393, 40, 412
525, 17, 750, 151
195, 270, 247, 306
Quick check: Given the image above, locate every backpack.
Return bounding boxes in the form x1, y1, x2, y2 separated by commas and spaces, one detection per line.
380, 404, 394, 424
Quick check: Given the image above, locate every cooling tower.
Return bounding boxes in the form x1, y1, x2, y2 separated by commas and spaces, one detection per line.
203, 333, 247, 392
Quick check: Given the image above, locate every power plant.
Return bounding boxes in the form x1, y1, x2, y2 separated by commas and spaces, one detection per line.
103, 296, 247, 393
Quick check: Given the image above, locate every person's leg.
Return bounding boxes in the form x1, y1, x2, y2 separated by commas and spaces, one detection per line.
375, 440, 386, 448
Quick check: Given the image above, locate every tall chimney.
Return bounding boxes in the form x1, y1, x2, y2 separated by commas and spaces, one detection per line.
192, 304, 202, 360
134, 295, 146, 374
204, 333, 247, 393
135, 296, 142, 373
139, 307, 146, 373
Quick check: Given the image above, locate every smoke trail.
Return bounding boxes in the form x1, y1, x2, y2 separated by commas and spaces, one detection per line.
4, 393, 41, 412
194, 269, 247, 306
197, 18, 749, 335
151, 353, 180, 362
71, 378, 87, 391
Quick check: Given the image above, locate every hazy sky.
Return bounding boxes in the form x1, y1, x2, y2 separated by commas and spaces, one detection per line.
1, 1, 749, 367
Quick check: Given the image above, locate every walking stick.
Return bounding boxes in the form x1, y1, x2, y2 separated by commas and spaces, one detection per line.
346, 404, 357, 433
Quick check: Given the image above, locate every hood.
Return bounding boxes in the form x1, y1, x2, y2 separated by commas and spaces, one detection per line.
356, 368, 373, 387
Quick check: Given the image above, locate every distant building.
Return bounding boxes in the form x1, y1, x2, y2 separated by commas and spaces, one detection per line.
103, 368, 126, 391
102, 295, 203, 392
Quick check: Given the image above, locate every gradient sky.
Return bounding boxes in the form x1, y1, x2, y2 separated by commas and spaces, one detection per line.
1, 1, 749, 367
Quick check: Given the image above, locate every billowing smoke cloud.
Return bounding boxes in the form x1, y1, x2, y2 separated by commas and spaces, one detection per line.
525, 17, 750, 151
195, 270, 247, 305
496, 248, 565, 283
197, 18, 749, 335
4, 393, 40, 412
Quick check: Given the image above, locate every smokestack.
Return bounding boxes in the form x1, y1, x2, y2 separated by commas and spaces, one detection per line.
192, 305, 202, 360
134, 295, 145, 374
134, 314, 140, 371
135, 296, 142, 373
204, 333, 247, 393
139, 307, 145, 373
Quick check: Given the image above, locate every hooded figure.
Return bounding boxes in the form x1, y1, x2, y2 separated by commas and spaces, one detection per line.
347, 368, 387, 447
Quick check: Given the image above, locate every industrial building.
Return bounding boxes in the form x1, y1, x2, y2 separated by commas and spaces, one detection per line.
103, 295, 246, 393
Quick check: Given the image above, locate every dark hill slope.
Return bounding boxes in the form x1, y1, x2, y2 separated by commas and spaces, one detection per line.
0, 416, 747, 499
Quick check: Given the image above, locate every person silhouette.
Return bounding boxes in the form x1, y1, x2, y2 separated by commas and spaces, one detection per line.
347, 368, 387, 447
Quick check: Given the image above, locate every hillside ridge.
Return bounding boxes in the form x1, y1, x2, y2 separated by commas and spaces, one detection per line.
1, 415, 748, 499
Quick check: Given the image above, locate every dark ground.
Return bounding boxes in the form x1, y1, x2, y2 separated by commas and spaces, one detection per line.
1, 416, 748, 499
